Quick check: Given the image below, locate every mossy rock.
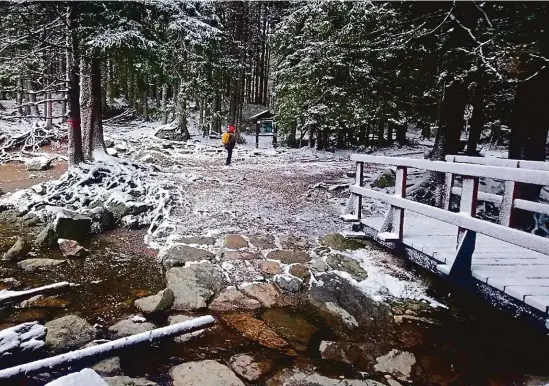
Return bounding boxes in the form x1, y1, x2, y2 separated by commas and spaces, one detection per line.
319, 234, 366, 251
326, 254, 368, 281
372, 168, 396, 188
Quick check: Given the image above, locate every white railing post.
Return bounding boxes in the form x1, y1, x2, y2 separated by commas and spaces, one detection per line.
458, 176, 479, 243
499, 180, 517, 227
393, 166, 407, 240
353, 162, 364, 220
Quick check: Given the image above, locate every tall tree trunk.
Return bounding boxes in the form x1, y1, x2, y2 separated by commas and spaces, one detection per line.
91, 56, 106, 154
396, 123, 407, 146
66, 3, 83, 166
204, 100, 210, 137
60, 57, 67, 122
467, 66, 486, 156
308, 125, 314, 148
387, 121, 394, 144
16, 77, 24, 116
80, 54, 93, 161
28, 81, 40, 117
177, 78, 189, 139
142, 87, 149, 121
161, 84, 168, 124
377, 118, 385, 146
107, 59, 115, 105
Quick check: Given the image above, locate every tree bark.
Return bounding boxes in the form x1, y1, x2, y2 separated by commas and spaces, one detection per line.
80, 54, 93, 161
91, 56, 106, 154
396, 124, 407, 146
177, 78, 189, 139
66, 3, 83, 166
377, 118, 385, 146
161, 84, 168, 124
16, 77, 24, 116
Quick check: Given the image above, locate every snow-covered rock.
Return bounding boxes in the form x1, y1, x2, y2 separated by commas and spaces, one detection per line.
18, 258, 67, 271
58, 239, 89, 258
170, 360, 245, 386
26, 156, 52, 172
134, 289, 174, 313
221, 259, 264, 283
166, 262, 224, 311
46, 369, 107, 386
208, 286, 261, 312
45, 315, 96, 353
105, 193, 150, 222
274, 274, 302, 293
0, 321, 46, 358
3, 237, 31, 261
108, 316, 155, 339
160, 244, 215, 269
374, 349, 416, 382
288, 263, 311, 279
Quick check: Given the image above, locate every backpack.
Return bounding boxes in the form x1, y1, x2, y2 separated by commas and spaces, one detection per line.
221, 132, 233, 146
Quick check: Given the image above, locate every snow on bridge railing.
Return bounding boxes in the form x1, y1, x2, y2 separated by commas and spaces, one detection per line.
348, 154, 549, 275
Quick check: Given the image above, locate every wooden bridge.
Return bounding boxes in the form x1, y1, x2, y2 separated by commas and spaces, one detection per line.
347, 154, 549, 330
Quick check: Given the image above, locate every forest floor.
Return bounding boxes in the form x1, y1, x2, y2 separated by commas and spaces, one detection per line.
1, 117, 549, 385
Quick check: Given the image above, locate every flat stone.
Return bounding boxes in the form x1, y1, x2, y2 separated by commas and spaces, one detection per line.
230, 353, 273, 382
279, 236, 309, 250
45, 315, 96, 353
209, 286, 261, 312
170, 360, 245, 386
166, 261, 224, 311
326, 254, 368, 280
3, 237, 31, 261
224, 234, 248, 249
134, 289, 174, 313
178, 236, 215, 246
274, 274, 302, 293
240, 282, 281, 308
26, 157, 52, 172
222, 251, 258, 260
221, 313, 296, 355
374, 349, 416, 381
309, 258, 328, 272
58, 238, 90, 258
19, 295, 69, 308
17, 258, 67, 271
160, 244, 215, 269
108, 316, 155, 339
88, 344, 122, 377
320, 234, 366, 251
103, 376, 158, 386
262, 308, 318, 349
288, 264, 310, 279
221, 260, 264, 284
168, 315, 205, 343
253, 260, 282, 275
265, 365, 386, 386
249, 235, 276, 249
266, 250, 310, 264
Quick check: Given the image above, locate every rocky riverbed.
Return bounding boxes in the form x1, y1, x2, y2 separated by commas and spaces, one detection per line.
2, 214, 549, 385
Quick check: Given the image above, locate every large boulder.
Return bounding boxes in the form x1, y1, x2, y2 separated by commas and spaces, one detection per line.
134, 289, 174, 313
209, 286, 261, 312
18, 258, 67, 271
308, 273, 395, 342
319, 340, 381, 371
166, 261, 224, 311
108, 316, 155, 339
105, 194, 150, 222
26, 157, 52, 172
88, 207, 115, 233
160, 244, 215, 269
372, 168, 396, 189
221, 259, 264, 284
45, 315, 96, 353
239, 282, 281, 308
155, 126, 188, 141
3, 237, 31, 261
54, 210, 92, 241
262, 308, 318, 351
170, 360, 245, 386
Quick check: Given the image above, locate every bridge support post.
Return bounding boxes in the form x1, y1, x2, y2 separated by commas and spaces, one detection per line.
353, 162, 364, 220
458, 176, 479, 244
449, 230, 476, 277
499, 180, 517, 227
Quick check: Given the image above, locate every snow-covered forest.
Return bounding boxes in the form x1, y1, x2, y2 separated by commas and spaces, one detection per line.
1, 1, 549, 385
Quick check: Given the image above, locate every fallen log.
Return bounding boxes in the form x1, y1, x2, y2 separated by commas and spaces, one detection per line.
0, 282, 73, 306
0, 315, 215, 381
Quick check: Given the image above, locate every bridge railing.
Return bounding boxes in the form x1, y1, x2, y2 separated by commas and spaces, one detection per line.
349, 154, 549, 275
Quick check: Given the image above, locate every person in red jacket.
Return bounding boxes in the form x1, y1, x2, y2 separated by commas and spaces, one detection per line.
221, 125, 237, 165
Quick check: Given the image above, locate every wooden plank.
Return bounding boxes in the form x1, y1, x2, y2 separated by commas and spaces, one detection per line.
350, 154, 549, 186
470, 259, 549, 266
393, 166, 407, 240
487, 277, 549, 292
353, 185, 549, 256
524, 295, 549, 312
505, 286, 549, 301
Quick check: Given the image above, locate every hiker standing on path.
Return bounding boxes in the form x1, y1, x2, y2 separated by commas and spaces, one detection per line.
222, 125, 237, 165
